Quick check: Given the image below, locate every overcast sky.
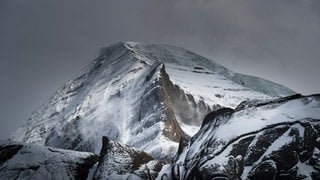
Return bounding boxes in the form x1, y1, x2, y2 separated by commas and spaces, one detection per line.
1, 0, 320, 138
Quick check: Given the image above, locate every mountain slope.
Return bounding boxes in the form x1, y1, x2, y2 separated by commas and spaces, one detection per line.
164, 94, 320, 179
10, 42, 295, 161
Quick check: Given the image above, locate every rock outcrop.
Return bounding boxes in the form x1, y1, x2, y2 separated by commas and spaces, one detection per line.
94, 136, 163, 179
164, 94, 320, 179
0, 140, 98, 180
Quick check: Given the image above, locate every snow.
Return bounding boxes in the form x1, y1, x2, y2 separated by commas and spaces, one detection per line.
0, 141, 97, 180
296, 161, 317, 179
214, 96, 320, 141
165, 64, 271, 108
241, 166, 253, 179
179, 123, 200, 137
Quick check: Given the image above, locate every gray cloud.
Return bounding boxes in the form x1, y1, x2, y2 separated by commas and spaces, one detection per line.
1, 0, 320, 138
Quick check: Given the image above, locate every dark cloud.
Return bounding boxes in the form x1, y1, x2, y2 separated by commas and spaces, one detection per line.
1, 0, 320, 138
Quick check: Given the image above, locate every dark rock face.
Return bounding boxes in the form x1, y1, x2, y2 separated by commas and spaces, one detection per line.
138, 63, 186, 144
248, 160, 277, 180
169, 95, 320, 180
0, 140, 99, 180
93, 136, 163, 179
0, 143, 22, 166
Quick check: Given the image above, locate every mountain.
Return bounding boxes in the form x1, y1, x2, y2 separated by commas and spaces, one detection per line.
3, 42, 318, 179
160, 94, 320, 179
10, 42, 295, 162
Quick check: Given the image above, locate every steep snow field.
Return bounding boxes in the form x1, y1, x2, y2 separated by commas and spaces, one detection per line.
165, 64, 270, 109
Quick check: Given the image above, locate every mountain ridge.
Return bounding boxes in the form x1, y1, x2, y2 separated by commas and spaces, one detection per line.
123, 42, 296, 97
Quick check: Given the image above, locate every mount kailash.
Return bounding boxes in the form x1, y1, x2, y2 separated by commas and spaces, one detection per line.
1, 42, 319, 179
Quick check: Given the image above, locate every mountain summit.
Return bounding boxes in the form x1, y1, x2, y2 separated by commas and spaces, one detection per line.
10, 42, 295, 161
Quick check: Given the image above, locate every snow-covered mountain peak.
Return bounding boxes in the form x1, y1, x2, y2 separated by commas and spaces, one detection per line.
97, 41, 294, 97
123, 41, 229, 69
10, 42, 296, 161
123, 42, 295, 97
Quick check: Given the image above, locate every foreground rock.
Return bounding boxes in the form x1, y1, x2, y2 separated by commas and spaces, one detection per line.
94, 136, 163, 179
163, 94, 320, 179
0, 140, 99, 180
0, 137, 164, 180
